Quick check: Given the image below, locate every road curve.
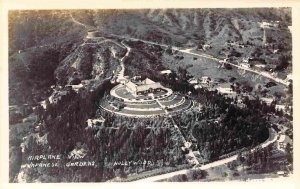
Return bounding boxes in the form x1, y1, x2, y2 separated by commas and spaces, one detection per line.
110, 34, 289, 87
69, 14, 289, 87
68, 15, 285, 182
134, 128, 277, 182
179, 49, 289, 86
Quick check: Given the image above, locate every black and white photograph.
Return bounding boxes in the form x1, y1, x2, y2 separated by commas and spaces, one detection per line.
1, 0, 299, 187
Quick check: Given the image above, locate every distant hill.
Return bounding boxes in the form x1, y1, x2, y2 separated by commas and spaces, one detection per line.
9, 8, 291, 53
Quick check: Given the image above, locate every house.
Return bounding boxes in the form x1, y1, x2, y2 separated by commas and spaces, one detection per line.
286, 73, 292, 81
216, 87, 235, 95
201, 76, 211, 84
277, 134, 292, 151
184, 142, 192, 148
255, 64, 266, 68
126, 78, 164, 96
160, 70, 172, 75
87, 117, 105, 128
132, 76, 142, 81
86, 30, 102, 38
194, 84, 202, 89
242, 57, 249, 63
188, 78, 198, 85
275, 105, 285, 112
240, 63, 251, 68
66, 84, 84, 93
202, 44, 211, 50
118, 78, 128, 84
47, 90, 68, 105
261, 97, 274, 105
181, 142, 192, 152
277, 171, 287, 176
260, 21, 278, 28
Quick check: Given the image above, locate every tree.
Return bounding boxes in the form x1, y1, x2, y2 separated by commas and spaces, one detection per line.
275, 55, 290, 71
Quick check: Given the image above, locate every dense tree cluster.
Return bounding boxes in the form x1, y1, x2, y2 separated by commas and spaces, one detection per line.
22, 77, 188, 182
123, 41, 166, 78
225, 144, 291, 175
172, 88, 269, 161
20, 80, 114, 181
9, 48, 61, 104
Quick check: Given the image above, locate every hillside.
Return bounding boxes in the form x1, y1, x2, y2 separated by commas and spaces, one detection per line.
9, 8, 292, 105
8, 8, 292, 182
9, 8, 291, 51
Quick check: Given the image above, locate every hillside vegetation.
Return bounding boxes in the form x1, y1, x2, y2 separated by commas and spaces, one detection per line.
8, 8, 292, 182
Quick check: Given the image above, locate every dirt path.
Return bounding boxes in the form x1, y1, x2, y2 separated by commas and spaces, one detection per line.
170, 116, 200, 166
116, 41, 131, 82
70, 14, 88, 28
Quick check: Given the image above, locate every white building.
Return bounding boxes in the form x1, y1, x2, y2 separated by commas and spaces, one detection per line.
184, 142, 192, 148
273, 49, 279, 54
277, 171, 287, 176
126, 78, 164, 96
240, 63, 251, 68
202, 44, 211, 50
277, 134, 292, 151
86, 30, 102, 38
286, 73, 292, 81
66, 84, 84, 93
160, 70, 172, 75
201, 76, 210, 84
118, 78, 128, 84
255, 64, 266, 68
188, 78, 198, 85
132, 76, 141, 80
194, 84, 202, 89
217, 87, 235, 95
87, 117, 105, 128
261, 97, 274, 105
242, 57, 249, 63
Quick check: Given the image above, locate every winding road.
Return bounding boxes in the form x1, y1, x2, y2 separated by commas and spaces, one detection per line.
111, 34, 289, 86
134, 128, 278, 182
70, 14, 289, 86
70, 14, 90, 29
116, 41, 131, 82
68, 14, 285, 182
70, 14, 289, 87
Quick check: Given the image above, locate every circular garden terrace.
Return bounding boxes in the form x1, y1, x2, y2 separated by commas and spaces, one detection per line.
100, 83, 193, 118
110, 83, 173, 102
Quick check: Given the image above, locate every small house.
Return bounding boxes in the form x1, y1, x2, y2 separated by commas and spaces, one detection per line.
240, 63, 251, 68
201, 76, 211, 84
188, 78, 198, 85
160, 70, 172, 75
277, 134, 292, 151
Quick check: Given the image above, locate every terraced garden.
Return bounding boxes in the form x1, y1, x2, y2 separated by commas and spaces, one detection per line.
101, 83, 193, 118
